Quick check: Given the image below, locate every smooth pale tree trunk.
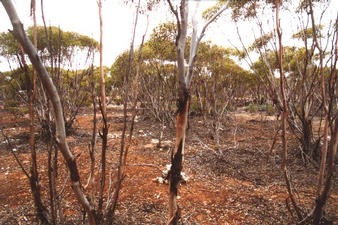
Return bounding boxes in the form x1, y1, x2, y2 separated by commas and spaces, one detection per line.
0, 1, 97, 224
166, 1, 228, 224
166, 1, 189, 223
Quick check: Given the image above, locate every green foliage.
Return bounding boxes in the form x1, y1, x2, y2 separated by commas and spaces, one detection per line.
189, 97, 202, 116
4, 99, 28, 116
228, 1, 262, 21
247, 103, 258, 113
110, 50, 133, 88
110, 22, 179, 89
145, 22, 177, 61
27, 26, 98, 53
0, 26, 98, 61
292, 25, 324, 41
265, 104, 276, 115
0, 32, 19, 57
5, 99, 20, 107
248, 33, 273, 52
202, 1, 227, 21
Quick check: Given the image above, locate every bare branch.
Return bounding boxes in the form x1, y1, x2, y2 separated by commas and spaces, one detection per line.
1, 129, 30, 179
0, 1, 96, 224
186, 2, 229, 88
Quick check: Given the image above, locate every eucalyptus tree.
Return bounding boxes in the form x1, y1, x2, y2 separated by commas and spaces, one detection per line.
166, 0, 229, 223
0, 26, 98, 134
231, 0, 337, 223
111, 22, 179, 126
192, 42, 253, 144
0, 1, 98, 224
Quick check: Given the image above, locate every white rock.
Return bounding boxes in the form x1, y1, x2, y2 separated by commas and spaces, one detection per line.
181, 172, 189, 182
155, 193, 161, 199
152, 176, 167, 184
166, 164, 171, 171
151, 139, 159, 144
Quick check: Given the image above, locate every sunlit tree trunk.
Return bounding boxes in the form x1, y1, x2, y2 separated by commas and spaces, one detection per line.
87, 64, 97, 206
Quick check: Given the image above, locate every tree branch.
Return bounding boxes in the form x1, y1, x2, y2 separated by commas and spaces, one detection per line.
0, 1, 97, 224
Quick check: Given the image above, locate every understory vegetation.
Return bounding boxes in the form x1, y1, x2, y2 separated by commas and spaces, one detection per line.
0, 0, 337, 224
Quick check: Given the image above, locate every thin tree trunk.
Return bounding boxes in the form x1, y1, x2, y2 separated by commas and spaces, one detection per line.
0, 1, 97, 224
166, 1, 228, 223
106, 1, 144, 220
308, 1, 332, 222
168, 87, 189, 225
313, 116, 337, 224
19, 42, 50, 224
29, 2, 38, 209
97, 0, 108, 217
88, 64, 97, 204
166, 1, 188, 223
275, 1, 303, 221
47, 142, 56, 225
308, 0, 329, 197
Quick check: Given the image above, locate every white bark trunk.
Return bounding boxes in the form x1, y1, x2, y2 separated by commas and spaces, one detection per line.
0, 1, 96, 224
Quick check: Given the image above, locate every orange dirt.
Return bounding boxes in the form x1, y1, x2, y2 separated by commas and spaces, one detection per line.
0, 106, 337, 224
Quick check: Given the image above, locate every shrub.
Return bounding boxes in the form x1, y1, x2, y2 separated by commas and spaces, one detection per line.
5, 99, 20, 108
189, 100, 202, 116
248, 103, 258, 113
265, 104, 275, 115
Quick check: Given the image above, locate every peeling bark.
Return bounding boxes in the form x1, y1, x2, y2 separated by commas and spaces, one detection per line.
166, 1, 228, 223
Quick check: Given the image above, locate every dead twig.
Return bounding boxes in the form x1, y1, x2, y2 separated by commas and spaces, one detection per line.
193, 136, 222, 157
1, 129, 30, 179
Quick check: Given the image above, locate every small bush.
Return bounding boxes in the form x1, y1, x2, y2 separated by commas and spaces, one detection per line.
189, 100, 202, 116
113, 97, 123, 105
5, 99, 20, 108
6, 106, 29, 116
226, 104, 236, 112
248, 103, 258, 113
265, 104, 275, 115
